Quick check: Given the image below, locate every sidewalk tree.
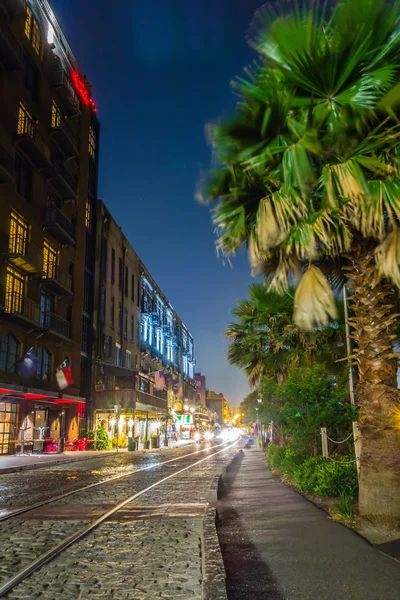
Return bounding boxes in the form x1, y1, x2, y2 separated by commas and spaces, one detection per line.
204, 0, 400, 515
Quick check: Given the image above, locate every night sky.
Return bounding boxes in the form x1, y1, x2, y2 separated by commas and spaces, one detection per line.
51, 0, 265, 407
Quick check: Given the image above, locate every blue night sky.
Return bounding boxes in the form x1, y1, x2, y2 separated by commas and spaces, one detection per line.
51, 0, 265, 407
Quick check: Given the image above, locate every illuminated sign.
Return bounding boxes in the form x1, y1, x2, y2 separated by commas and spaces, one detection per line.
71, 71, 97, 112
175, 414, 192, 424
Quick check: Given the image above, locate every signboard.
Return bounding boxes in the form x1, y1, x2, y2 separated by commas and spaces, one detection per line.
175, 414, 193, 425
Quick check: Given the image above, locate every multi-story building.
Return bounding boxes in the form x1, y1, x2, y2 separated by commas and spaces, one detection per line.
91, 201, 196, 444
194, 372, 207, 407
0, 0, 99, 453
206, 391, 230, 426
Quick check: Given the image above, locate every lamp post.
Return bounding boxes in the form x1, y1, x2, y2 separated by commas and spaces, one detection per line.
256, 398, 262, 444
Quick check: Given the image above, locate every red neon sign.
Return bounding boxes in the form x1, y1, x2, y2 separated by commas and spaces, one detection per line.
71, 70, 97, 112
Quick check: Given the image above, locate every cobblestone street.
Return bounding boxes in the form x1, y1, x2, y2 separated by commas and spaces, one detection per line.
0, 442, 241, 599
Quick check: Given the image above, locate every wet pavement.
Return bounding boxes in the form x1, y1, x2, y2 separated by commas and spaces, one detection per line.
217, 442, 400, 600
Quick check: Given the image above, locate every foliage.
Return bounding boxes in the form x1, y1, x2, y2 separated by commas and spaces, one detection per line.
87, 427, 111, 451
203, 0, 400, 329
227, 284, 346, 386
335, 493, 354, 519
294, 455, 358, 498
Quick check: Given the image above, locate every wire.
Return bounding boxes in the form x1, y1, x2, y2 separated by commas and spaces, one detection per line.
321, 431, 354, 444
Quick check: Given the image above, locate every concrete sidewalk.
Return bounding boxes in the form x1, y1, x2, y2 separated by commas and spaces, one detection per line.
0, 440, 196, 475
217, 444, 400, 600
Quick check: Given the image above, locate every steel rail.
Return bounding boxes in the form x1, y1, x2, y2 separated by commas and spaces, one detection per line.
0, 440, 231, 522
0, 439, 240, 597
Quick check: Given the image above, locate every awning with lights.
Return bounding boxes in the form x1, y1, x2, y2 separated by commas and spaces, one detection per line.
0, 385, 85, 405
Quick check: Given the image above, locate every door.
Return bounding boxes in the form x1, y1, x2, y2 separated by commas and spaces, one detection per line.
0, 401, 17, 454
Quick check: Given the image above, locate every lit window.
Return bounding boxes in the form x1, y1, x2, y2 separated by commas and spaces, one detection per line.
88, 126, 96, 159
43, 240, 58, 279
37, 348, 52, 381
5, 268, 24, 314
9, 211, 28, 255
85, 200, 92, 229
25, 5, 41, 56
115, 342, 121, 366
125, 350, 131, 369
51, 101, 62, 128
17, 102, 35, 137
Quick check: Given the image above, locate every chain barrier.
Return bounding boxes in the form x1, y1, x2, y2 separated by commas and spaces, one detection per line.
320, 431, 353, 445
325, 456, 359, 464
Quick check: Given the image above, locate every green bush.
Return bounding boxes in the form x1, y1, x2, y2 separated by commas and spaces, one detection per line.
267, 444, 305, 478
266, 444, 287, 469
294, 456, 358, 497
87, 427, 111, 451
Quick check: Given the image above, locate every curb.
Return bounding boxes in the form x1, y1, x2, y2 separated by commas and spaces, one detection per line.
202, 446, 245, 600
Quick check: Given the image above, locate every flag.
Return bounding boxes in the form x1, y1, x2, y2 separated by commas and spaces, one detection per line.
56, 359, 74, 390
18, 348, 37, 379
154, 370, 166, 390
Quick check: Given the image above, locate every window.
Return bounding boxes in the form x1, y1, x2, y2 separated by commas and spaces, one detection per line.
118, 302, 122, 332
103, 334, 111, 357
88, 126, 96, 159
100, 287, 106, 323
25, 4, 41, 55
51, 101, 62, 128
125, 350, 132, 369
125, 266, 128, 296
100, 237, 107, 279
118, 258, 123, 290
131, 315, 135, 342
43, 240, 58, 279
81, 315, 90, 354
23, 52, 39, 99
123, 307, 128, 339
14, 154, 32, 202
140, 377, 149, 394
110, 296, 115, 328
131, 274, 135, 302
85, 200, 92, 229
137, 282, 140, 307
111, 248, 115, 283
5, 267, 24, 313
9, 211, 28, 255
17, 102, 35, 137
0, 335, 20, 373
115, 342, 121, 366
36, 348, 51, 381
40, 291, 54, 327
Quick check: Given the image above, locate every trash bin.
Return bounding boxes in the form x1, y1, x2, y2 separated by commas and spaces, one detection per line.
128, 436, 135, 452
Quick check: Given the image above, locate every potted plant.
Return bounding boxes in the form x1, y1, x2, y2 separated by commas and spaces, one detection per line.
143, 438, 150, 450
151, 433, 160, 449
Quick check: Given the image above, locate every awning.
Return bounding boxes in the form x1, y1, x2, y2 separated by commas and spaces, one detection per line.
97, 361, 138, 379
0, 384, 85, 405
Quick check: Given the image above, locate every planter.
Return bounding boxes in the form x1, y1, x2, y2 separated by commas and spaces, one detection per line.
151, 436, 160, 449
143, 441, 150, 449
164, 437, 169, 447
128, 437, 135, 452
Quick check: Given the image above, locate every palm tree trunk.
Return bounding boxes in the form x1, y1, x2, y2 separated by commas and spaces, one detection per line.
345, 245, 400, 517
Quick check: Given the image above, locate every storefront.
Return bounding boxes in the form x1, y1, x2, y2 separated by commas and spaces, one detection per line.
0, 386, 85, 455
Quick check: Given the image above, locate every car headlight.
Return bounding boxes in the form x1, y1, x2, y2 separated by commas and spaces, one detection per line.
194, 432, 201, 441
204, 431, 213, 441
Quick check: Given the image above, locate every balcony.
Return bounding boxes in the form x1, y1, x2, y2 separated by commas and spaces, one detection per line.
0, 18, 23, 71
41, 312, 71, 340
49, 161, 78, 200
42, 264, 72, 296
135, 389, 168, 413
4, 293, 41, 327
42, 204, 75, 246
0, 145, 14, 184
94, 388, 135, 410
51, 68, 80, 112
50, 119, 79, 158
7, 235, 43, 275
16, 116, 52, 174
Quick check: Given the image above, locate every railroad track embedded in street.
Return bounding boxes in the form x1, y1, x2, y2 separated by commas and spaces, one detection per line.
0, 439, 241, 598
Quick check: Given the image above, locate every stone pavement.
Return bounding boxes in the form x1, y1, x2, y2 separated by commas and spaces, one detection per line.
217, 443, 400, 600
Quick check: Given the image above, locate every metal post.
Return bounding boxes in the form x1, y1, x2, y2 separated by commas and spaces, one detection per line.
321, 427, 329, 458
343, 285, 356, 406
352, 421, 361, 479
145, 411, 149, 441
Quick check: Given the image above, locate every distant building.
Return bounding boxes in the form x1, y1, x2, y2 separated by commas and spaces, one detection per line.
206, 391, 230, 426
194, 373, 206, 406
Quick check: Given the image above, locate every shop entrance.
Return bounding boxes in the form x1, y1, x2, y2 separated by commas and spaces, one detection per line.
0, 400, 17, 455
33, 407, 65, 451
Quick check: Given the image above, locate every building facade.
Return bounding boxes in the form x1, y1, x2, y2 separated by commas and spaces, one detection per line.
91, 201, 197, 445
206, 391, 230, 427
0, 0, 99, 453
194, 372, 207, 407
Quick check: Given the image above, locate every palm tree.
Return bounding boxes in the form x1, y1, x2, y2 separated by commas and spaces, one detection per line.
226, 285, 345, 386
204, 0, 400, 516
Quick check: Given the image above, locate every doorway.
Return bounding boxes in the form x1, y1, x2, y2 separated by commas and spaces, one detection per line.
0, 401, 17, 454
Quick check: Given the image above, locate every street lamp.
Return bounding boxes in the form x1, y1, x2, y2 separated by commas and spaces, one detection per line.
183, 404, 189, 412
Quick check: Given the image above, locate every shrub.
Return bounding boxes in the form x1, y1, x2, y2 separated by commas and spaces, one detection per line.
87, 427, 111, 451
335, 493, 354, 519
266, 444, 287, 469
294, 456, 358, 498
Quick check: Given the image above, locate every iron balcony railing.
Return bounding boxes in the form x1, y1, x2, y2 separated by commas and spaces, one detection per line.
16, 113, 51, 166
4, 292, 41, 324
52, 160, 78, 196
41, 312, 71, 338
135, 389, 168, 412
43, 203, 75, 242
51, 69, 80, 107
7, 234, 43, 274
42, 263, 72, 294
